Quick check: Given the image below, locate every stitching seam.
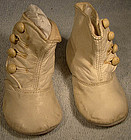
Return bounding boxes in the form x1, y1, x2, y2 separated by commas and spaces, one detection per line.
35, 43, 54, 90
72, 73, 114, 86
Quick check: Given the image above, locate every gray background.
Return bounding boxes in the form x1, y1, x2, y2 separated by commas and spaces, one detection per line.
0, 0, 131, 139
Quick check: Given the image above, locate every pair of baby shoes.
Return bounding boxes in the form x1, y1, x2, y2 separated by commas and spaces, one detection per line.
3, 2, 128, 135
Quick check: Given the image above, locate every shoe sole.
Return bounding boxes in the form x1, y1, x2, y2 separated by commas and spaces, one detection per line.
89, 113, 128, 127
6, 122, 59, 135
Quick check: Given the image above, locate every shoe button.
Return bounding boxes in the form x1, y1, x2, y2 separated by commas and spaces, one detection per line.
108, 31, 115, 41
112, 57, 120, 66
7, 64, 17, 74
7, 48, 17, 58
9, 34, 18, 44
112, 44, 118, 53
15, 22, 25, 33
102, 18, 109, 28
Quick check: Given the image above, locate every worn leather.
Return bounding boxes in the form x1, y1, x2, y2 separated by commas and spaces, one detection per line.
66, 2, 128, 126
3, 7, 62, 135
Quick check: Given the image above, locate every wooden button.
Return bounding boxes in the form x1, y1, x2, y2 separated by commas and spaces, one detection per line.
112, 57, 120, 66
7, 64, 17, 74
9, 34, 18, 44
7, 48, 17, 58
108, 31, 115, 41
102, 18, 109, 28
112, 44, 118, 53
15, 22, 25, 33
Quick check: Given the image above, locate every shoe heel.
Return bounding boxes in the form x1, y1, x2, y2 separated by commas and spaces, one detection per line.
66, 39, 75, 73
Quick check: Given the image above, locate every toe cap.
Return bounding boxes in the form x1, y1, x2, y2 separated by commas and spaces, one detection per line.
3, 86, 62, 135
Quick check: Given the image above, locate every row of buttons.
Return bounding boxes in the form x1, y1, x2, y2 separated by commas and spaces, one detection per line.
7, 22, 25, 74
7, 20, 119, 73
102, 18, 120, 66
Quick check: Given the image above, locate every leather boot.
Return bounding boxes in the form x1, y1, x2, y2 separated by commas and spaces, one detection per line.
66, 2, 128, 126
3, 4, 62, 135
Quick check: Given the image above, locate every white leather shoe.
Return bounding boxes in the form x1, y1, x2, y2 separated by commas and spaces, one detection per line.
3, 4, 62, 135
66, 2, 128, 126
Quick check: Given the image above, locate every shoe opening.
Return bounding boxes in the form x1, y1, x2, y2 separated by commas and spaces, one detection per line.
25, 4, 51, 39
76, 2, 101, 36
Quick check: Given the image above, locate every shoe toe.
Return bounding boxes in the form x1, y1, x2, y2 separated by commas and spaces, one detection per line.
90, 99, 128, 126
3, 86, 62, 135
73, 74, 128, 126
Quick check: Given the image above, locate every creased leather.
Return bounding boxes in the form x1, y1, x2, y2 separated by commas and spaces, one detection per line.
66, 2, 128, 126
3, 6, 62, 135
